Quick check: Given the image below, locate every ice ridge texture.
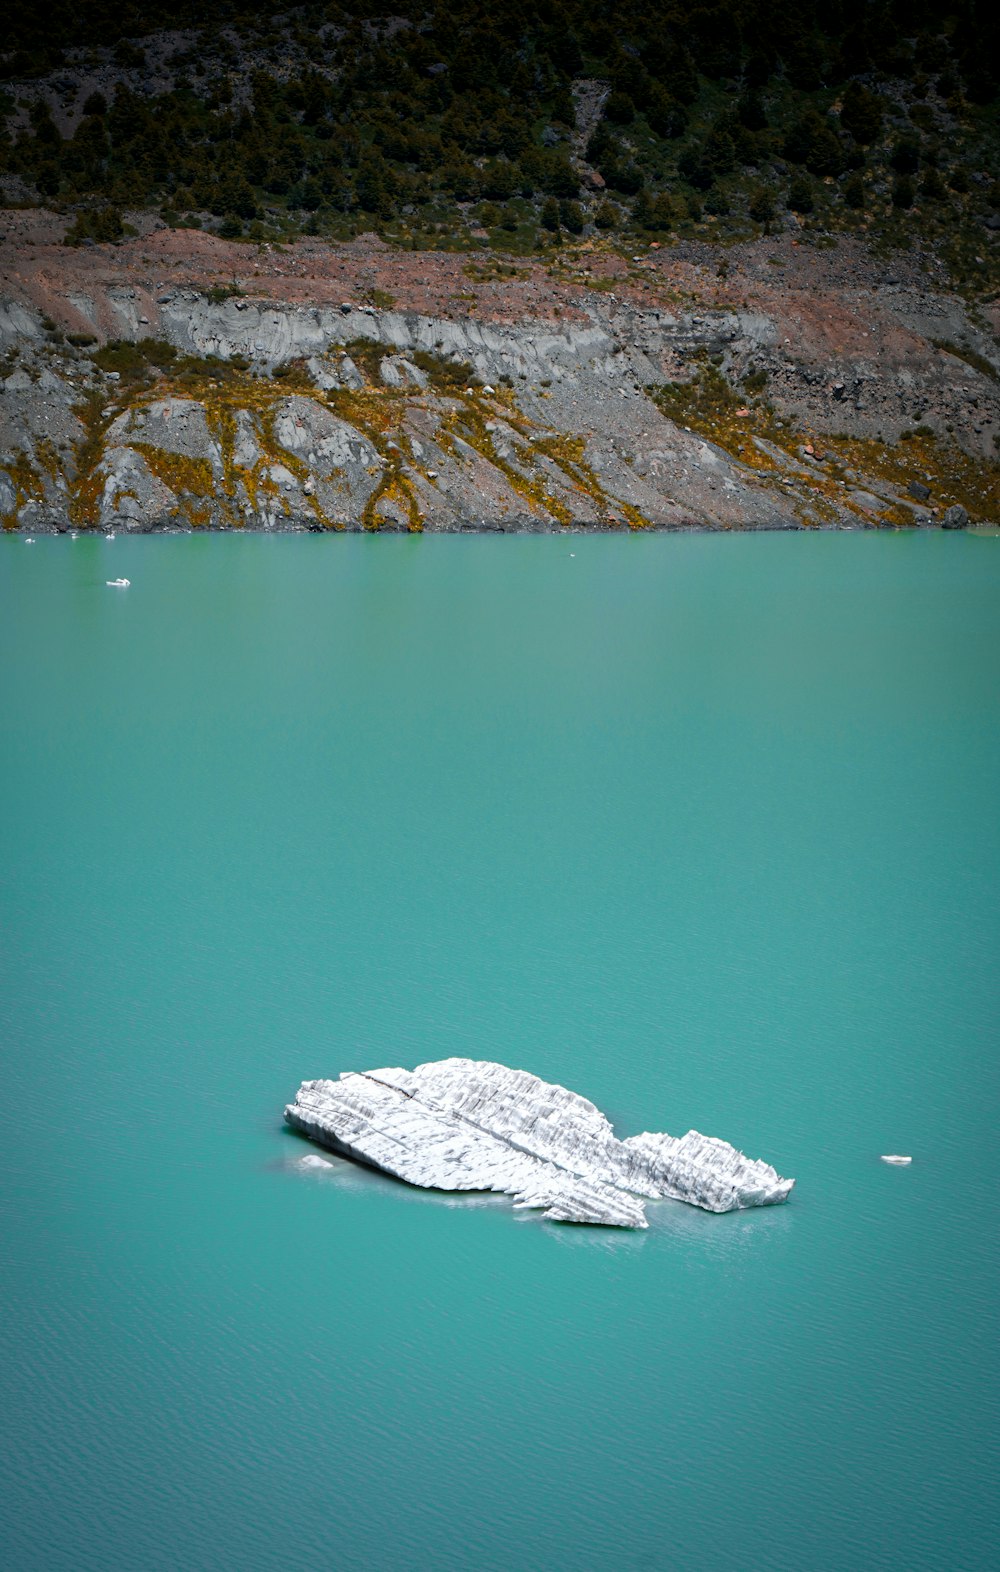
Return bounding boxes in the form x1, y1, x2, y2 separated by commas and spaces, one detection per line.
284, 1059, 794, 1228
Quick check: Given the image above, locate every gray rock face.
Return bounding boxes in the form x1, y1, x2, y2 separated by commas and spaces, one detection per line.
941, 503, 969, 528
285, 1058, 794, 1228
2, 277, 995, 533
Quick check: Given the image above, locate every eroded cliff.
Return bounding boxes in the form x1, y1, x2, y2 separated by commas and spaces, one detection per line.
2, 219, 997, 532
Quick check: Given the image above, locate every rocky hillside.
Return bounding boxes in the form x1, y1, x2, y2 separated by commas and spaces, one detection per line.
1, 216, 997, 532
2, 3, 998, 294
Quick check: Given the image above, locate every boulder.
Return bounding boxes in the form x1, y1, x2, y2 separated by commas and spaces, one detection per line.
941, 503, 969, 529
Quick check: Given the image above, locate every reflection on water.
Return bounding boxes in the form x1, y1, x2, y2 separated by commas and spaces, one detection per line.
278, 1143, 514, 1214
277, 1137, 790, 1258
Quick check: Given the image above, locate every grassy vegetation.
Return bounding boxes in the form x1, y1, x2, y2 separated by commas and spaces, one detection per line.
87, 337, 259, 387
408, 350, 480, 392
653, 357, 767, 428
931, 338, 999, 379
1, 3, 996, 291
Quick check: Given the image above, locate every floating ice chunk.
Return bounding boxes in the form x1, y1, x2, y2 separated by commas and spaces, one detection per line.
285, 1059, 794, 1229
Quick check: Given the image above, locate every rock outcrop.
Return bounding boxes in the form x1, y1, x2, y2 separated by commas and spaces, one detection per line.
285, 1058, 794, 1228
1, 223, 996, 533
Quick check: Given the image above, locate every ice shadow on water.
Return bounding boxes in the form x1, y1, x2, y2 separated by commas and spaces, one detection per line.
273, 1128, 792, 1255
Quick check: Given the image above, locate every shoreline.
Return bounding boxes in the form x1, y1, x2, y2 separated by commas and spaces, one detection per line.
5, 515, 972, 537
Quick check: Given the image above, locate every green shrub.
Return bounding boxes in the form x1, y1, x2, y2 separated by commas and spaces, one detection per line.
652, 359, 743, 425
634, 189, 676, 231
890, 137, 921, 174
540, 196, 560, 232
839, 83, 882, 144
63, 206, 124, 246
647, 87, 687, 139
136, 339, 177, 369
787, 177, 815, 214
748, 186, 776, 224
92, 340, 148, 376
205, 284, 244, 304
409, 350, 480, 390
604, 92, 635, 125
783, 110, 846, 177
843, 172, 866, 209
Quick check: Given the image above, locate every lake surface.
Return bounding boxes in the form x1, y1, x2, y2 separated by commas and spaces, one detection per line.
2, 532, 998, 1572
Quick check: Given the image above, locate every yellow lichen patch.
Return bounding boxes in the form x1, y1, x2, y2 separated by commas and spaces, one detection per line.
619, 502, 655, 531
436, 391, 637, 525
130, 444, 214, 521
651, 359, 1000, 526
204, 402, 241, 523
258, 410, 326, 525
361, 448, 420, 531
184, 366, 618, 529
34, 438, 62, 486
325, 386, 406, 444
823, 432, 1000, 524
68, 391, 109, 527
1, 446, 45, 525
530, 433, 615, 519
439, 402, 552, 518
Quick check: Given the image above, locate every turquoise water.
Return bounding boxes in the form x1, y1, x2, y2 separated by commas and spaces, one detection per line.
1, 532, 998, 1572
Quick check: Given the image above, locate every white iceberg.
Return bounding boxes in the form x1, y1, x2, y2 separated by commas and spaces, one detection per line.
285, 1058, 794, 1228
